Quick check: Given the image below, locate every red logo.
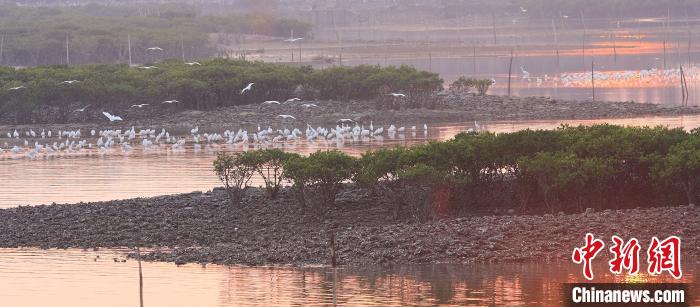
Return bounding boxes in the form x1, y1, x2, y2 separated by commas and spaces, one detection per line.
609, 235, 641, 275
647, 236, 682, 279
572, 234, 682, 280
572, 233, 605, 280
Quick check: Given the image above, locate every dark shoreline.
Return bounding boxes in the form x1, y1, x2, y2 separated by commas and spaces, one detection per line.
2, 94, 699, 132
0, 185, 697, 266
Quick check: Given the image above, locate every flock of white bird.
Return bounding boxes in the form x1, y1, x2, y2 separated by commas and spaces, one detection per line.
517, 66, 699, 89
0, 121, 430, 160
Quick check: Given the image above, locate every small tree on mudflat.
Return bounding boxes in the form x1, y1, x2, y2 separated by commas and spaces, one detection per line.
283, 150, 357, 214
213, 152, 256, 206
249, 149, 292, 198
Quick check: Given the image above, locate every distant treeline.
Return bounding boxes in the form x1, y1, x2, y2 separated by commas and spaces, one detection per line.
0, 4, 311, 66
216, 125, 700, 219
0, 60, 443, 123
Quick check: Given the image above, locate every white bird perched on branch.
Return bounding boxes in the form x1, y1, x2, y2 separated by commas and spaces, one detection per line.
102, 112, 123, 122
388, 93, 406, 98
146, 47, 163, 51
73, 105, 90, 112
130, 104, 149, 108
277, 115, 296, 120
185, 62, 201, 66
241, 83, 254, 94
162, 100, 180, 104
8, 85, 25, 91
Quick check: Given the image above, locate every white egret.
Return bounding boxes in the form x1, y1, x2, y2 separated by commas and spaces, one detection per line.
73, 105, 90, 112
102, 112, 123, 122
240, 83, 254, 94
277, 115, 296, 120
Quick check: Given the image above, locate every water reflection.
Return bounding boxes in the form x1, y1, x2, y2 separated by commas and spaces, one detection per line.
0, 249, 696, 307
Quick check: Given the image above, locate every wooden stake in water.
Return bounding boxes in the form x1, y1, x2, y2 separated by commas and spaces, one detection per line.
136, 246, 144, 307
507, 49, 514, 97
491, 13, 497, 45
680, 64, 689, 106
580, 11, 587, 67
127, 34, 132, 66
473, 46, 477, 74
428, 52, 432, 72
65, 35, 70, 65
180, 33, 185, 62
591, 59, 595, 102
663, 40, 667, 70
0, 33, 4, 64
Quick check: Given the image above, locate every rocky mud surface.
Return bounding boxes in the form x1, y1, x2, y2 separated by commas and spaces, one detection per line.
0, 185, 697, 266
2, 94, 698, 133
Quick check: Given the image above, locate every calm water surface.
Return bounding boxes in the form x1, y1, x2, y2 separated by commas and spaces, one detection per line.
2, 116, 700, 208
0, 248, 696, 307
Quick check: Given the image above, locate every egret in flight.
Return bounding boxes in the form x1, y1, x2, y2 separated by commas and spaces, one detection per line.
73, 105, 90, 112
102, 112, 123, 122
241, 83, 254, 94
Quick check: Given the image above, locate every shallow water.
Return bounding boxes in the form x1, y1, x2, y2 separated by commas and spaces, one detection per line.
0, 248, 696, 307
2, 116, 700, 208
344, 34, 700, 106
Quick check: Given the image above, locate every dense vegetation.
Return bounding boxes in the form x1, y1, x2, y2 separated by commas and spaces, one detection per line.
0, 4, 311, 66
0, 60, 443, 123
214, 125, 700, 219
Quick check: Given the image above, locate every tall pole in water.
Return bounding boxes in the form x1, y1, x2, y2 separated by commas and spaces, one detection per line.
591, 59, 595, 102
136, 245, 144, 307
491, 13, 497, 45
663, 40, 667, 70
507, 49, 513, 97
128, 34, 132, 66
65, 35, 70, 65
180, 33, 185, 62
473, 46, 477, 74
0, 32, 4, 65
580, 11, 586, 68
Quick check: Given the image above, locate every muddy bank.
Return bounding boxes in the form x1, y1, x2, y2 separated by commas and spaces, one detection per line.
0, 185, 697, 266
2, 94, 698, 132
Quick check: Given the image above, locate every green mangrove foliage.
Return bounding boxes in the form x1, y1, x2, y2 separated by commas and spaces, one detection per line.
0, 61, 442, 123
214, 125, 700, 218
213, 152, 257, 206
0, 4, 312, 66
449, 76, 494, 96
283, 150, 357, 212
